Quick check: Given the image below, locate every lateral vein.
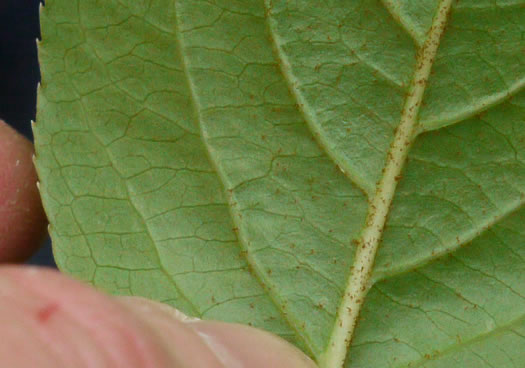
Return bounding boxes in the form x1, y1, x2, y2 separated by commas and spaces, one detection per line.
380, 0, 424, 47
318, 1, 454, 367
172, 1, 315, 355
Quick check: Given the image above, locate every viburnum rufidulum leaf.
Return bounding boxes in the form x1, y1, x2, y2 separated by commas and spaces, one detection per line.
35, 0, 525, 367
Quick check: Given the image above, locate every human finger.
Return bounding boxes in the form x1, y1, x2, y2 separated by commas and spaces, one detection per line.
0, 121, 47, 262
0, 266, 317, 368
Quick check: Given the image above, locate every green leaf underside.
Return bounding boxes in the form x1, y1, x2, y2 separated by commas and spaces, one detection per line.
34, 0, 525, 367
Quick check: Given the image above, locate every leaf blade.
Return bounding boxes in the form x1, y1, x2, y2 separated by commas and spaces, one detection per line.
35, 0, 300, 346
34, 0, 525, 367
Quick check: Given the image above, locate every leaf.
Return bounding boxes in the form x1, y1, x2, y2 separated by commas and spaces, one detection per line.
34, 0, 525, 367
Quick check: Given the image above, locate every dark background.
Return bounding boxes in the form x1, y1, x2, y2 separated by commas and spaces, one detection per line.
1, 0, 55, 266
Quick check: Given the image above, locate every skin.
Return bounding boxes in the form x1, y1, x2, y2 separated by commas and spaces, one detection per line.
0, 120, 317, 368
0, 121, 47, 262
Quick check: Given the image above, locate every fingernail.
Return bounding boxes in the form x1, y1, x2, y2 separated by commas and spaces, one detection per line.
117, 296, 201, 323
191, 326, 246, 368
117, 297, 317, 367
188, 321, 318, 368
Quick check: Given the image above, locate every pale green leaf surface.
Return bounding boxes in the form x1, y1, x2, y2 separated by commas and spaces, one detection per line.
35, 0, 525, 366
381, 0, 440, 45
268, 0, 525, 189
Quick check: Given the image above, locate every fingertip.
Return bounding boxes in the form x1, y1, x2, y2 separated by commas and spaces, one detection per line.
0, 121, 48, 262
0, 268, 318, 368
119, 297, 318, 368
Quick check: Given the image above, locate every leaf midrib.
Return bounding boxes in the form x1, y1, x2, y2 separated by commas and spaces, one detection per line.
287, 0, 453, 366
